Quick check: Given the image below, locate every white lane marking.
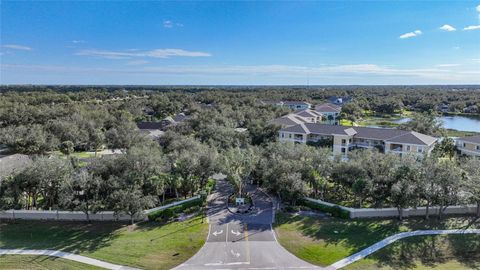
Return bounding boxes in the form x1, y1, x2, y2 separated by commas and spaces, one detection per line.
226, 223, 229, 243
231, 230, 241, 236
248, 267, 277, 269
212, 229, 224, 236
205, 262, 250, 266
206, 224, 212, 242
230, 249, 241, 258
270, 224, 278, 242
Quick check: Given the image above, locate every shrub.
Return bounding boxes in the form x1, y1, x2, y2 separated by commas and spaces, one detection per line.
299, 199, 350, 219
205, 178, 216, 194
147, 197, 203, 221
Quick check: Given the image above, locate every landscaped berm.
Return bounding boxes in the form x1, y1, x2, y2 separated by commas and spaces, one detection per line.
274, 213, 480, 270
0, 216, 208, 270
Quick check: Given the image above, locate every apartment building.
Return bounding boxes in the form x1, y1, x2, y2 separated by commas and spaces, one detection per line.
456, 135, 480, 157
271, 109, 323, 128
314, 103, 341, 125
279, 123, 437, 157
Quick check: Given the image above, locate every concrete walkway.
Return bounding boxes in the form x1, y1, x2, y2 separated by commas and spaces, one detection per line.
328, 229, 480, 270
0, 249, 139, 270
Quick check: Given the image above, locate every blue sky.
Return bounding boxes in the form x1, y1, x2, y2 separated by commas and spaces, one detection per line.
1, 1, 479, 85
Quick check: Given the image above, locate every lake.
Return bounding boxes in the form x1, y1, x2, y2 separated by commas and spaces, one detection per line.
393, 115, 480, 133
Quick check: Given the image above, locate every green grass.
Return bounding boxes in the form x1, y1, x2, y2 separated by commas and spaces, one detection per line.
53, 151, 96, 159
0, 255, 103, 270
445, 129, 480, 137
343, 234, 480, 270
274, 213, 480, 268
0, 216, 209, 270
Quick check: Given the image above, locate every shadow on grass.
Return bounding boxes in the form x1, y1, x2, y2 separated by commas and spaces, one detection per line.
0, 220, 125, 253
274, 212, 480, 269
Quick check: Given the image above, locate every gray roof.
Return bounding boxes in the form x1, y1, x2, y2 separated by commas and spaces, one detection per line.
280, 123, 437, 145
293, 109, 323, 118
0, 154, 31, 179
315, 103, 341, 113
271, 115, 312, 126
458, 135, 480, 144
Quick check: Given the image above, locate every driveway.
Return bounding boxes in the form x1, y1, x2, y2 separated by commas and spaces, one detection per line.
174, 177, 319, 270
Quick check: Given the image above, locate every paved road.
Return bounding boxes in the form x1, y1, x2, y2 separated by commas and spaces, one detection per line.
174, 178, 319, 270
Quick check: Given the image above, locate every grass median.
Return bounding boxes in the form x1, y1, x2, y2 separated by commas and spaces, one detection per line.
274, 212, 480, 269
0, 215, 208, 270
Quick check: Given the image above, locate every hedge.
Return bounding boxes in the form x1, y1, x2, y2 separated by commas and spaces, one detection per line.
299, 199, 350, 219
147, 197, 204, 221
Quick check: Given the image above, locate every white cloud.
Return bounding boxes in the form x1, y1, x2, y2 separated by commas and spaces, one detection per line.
435, 64, 460, 67
72, 40, 86, 44
76, 48, 211, 59
163, 20, 183, 28
2, 44, 32, 51
463, 25, 480, 31
399, 30, 422, 39
476, 4, 480, 13
3, 63, 479, 83
126, 60, 149, 65
439, 24, 456, 31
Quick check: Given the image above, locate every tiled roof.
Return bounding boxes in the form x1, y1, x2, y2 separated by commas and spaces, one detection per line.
293, 109, 323, 118
315, 103, 341, 113
280, 123, 437, 145
458, 135, 480, 144
271, 115, 312, 126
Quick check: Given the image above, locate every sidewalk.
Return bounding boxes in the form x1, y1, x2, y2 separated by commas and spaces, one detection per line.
0, 249, 140, 270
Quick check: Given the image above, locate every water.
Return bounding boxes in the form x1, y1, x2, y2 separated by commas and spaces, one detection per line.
392, 116, 480, 133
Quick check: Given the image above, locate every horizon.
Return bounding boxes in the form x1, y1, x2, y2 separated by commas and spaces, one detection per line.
1, 1, 480, 85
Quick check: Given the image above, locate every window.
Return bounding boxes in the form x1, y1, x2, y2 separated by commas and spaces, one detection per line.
342, 139, 346, 144
464, 143, 466, 148
406, 145, 411, 151
418, 147, 424, 153
281, 133, 284, 138
341, 148, 346, 153
477, 145, 480, 151
288, 134, 292, 138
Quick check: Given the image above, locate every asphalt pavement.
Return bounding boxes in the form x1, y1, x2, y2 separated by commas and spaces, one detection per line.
174, 177, 319, 270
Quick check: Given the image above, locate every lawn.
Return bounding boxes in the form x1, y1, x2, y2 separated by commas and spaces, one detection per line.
0, 216, 209, 270
0, 255, 103, 270
274, 213, 480, 269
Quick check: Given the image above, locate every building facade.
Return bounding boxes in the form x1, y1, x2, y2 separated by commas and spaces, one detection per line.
456, 135, 480, 157
314, 103, 341, 125
279, 123, 437, 157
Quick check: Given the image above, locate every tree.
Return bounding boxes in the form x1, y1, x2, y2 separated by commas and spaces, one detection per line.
461, 158, 480, 217
398, 111, 444, 136
222, 147, 259, 196
391, 157, 420, 220
419, 157, 461, 219
432, 137, 456, 159
60, 140, 75, 156
11, 156, 73, 210
110, 187, 155, 225
60, 171, 104, 222
341, 102, 364, 123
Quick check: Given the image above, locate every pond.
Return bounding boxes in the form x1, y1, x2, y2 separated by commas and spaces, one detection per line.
392, 115, 480, 133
